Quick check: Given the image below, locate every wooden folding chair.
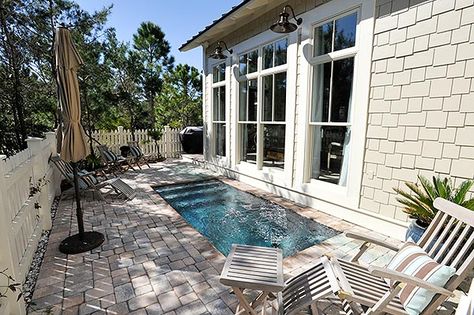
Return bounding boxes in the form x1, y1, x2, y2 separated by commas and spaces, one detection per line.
456, 280, 474, 315
272, 198, 473, 315
97, 145, 135, 174
128, 141, 151, 169
50, 155, 136, 201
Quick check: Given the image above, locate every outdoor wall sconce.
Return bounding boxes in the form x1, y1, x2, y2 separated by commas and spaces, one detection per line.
270, 5, 303, 33
209, 41, 233, 59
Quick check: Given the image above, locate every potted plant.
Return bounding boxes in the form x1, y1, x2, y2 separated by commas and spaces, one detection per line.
148, 126, 165, 162
394, 175, 474, 242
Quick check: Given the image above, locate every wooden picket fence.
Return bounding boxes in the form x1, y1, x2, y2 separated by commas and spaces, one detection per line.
0, 132, 61, 315
91, 126, 182, 158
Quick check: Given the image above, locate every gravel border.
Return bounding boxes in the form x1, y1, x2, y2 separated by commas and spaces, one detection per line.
23, 197, 60, 307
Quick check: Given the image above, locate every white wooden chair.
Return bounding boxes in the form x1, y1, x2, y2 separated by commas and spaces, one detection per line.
50, 155, 136, 201
272, 198, 474, 315
456, 280, 474, 315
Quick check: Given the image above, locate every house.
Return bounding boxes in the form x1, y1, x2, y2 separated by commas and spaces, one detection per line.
180, 0, 474, 240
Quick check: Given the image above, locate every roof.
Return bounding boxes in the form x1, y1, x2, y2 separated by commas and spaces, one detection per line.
179, 0, 252, 52
179, 0, 285, 52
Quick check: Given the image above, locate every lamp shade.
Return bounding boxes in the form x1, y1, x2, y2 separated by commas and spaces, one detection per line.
270, 6, 303, 34
209, 46, 227, 59
209, 41, 233, 59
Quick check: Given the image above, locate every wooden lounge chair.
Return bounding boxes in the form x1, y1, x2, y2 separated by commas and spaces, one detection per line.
456, 280, 474, 315
272, 198, 474, 315
97, 144, 136, 174
127, 141, 151, 169
50, 155, 136, 201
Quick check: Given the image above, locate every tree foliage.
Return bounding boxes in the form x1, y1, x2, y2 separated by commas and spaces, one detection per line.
156, 64, 202, 129
0, 0, 114, 154
133, 22, 174, 127
0, 1, 201, 156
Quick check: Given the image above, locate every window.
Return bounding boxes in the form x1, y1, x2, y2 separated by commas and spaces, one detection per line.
212, 63, 226, 157
263, 38, 288, 70
239, 79, 257, 163
309, 12, 357, 186
239, 50, 258, 75
213, 63, 226, 83
237, 38, 288, 169
262, 72, 286, 168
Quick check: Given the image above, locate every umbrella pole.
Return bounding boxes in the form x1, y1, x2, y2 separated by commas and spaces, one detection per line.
59, 161, 104, 254
71, 162, 85, 239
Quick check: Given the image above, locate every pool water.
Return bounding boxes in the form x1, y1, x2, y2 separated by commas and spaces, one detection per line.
155, 180, 339, 257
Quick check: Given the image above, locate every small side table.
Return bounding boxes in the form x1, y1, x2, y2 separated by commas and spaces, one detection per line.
220, 244, 285, 315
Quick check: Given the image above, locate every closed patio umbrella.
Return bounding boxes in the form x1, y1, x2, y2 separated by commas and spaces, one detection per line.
55, 26, 104, 254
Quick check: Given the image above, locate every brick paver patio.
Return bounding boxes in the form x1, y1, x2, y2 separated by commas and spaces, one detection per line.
29, 159, 457, 315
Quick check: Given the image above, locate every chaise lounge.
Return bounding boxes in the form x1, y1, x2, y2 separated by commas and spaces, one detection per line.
50, 155, 136, 201
273, 198, 474, 315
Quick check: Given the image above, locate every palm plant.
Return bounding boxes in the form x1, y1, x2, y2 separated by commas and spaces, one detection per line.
394, 175, 474, 226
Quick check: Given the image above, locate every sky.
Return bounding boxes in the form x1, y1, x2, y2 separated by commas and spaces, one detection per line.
75, 0, 242, 69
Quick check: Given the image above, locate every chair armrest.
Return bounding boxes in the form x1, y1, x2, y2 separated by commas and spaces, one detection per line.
78, 170, 94, 176
368, 266, 454, 297
77, 172, 93, 179
345, 232, 400, 251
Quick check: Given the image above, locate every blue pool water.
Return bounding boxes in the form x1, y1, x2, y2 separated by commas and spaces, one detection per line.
155, 180, 339, 257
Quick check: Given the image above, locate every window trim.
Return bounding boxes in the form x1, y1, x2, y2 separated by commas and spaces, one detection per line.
210, 61, 229, 159
293, 0, 375, 209
230, 29, 298, 187
306, 9, 360, 186
236, 36, 288, 171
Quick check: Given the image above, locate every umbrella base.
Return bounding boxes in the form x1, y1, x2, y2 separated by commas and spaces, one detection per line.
59, 231, 105, 254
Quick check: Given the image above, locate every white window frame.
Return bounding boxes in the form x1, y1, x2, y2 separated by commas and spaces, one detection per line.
307, 9, 358, 183
231, 31, 297, 187
294, 0, 375, 209
208, 59, 230, 162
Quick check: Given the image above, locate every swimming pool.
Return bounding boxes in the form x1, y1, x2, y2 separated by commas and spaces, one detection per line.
155, 179, 339, 257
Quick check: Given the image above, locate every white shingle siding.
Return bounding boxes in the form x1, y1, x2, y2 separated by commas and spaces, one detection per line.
360, 0, 474, 221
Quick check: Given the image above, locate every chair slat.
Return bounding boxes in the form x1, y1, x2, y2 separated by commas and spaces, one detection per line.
283, 265, 325, 292
418, 211, 444, 248
442, 224, 471, 266
428, 216, 456, 257
451, 230, 474, 269
434, 220, 464, 262
422, 212, 449, 252
283, 277, 330, 307
344, 273, 389, 295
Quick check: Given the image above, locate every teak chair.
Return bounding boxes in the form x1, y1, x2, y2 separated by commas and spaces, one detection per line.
456, 280, 474, 315
127, 141, 151, 169
273, 198, 474, 315
97, 145, 135, 174
50, 155, 136, 201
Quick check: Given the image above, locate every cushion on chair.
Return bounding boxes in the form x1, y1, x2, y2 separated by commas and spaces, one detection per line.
386, 242, 456, 315
78, 171, 98, 184
129, 146, 143, 158
103, 150, 118, 162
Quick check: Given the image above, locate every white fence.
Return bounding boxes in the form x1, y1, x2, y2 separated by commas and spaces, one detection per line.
0, 133, 60, 315
91, 126, 182, 158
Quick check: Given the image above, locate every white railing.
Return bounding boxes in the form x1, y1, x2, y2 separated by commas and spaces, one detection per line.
0, 132, 61, 315
90, 126, 182, 158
